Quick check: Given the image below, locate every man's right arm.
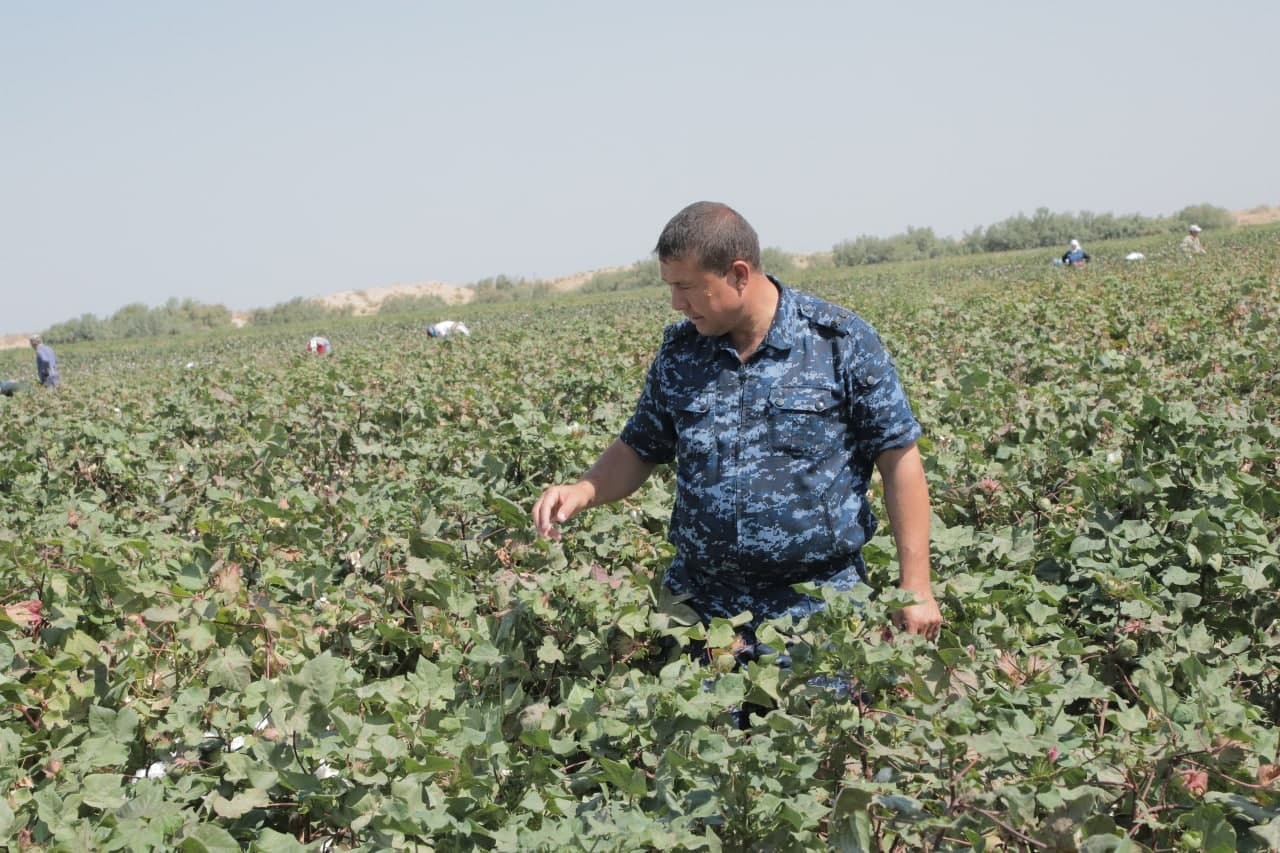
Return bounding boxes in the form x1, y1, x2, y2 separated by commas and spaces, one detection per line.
532, 439, 656, 540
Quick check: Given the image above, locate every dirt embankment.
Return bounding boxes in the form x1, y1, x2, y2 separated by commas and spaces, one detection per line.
1235, 205, 1280, 226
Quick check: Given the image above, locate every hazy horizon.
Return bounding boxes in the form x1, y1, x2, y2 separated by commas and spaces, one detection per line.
4, 1, 1277, 335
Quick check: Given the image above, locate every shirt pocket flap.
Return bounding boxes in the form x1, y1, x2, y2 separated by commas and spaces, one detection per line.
769, 385, 841, 413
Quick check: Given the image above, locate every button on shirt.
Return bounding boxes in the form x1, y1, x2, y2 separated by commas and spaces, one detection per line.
620, 280, 921, 622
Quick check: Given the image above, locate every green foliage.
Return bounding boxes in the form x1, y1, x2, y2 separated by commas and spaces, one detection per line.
580, 260, 662, 293
247, 297, 352, 327
375, 293, 448, 316
42, 299, 234, 344
835, 204, 1238, 266
1174, 203, 1236, 230
469, 275, 553, 304
1, 224, 1278, 849
834, 226, 958, 266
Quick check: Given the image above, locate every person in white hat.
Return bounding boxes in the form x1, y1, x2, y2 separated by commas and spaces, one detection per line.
28, 335, 60, 387
1061, 239, 1090, 267
427, 320, 470, 339
1180, 224, 1206, 255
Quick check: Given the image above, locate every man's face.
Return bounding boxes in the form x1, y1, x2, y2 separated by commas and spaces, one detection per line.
660, 255, 744, 337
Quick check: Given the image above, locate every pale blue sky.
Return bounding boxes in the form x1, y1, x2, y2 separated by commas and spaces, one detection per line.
3, 1, 1276, 334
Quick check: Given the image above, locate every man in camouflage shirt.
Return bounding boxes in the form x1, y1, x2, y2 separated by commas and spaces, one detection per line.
533, 202, 941, 640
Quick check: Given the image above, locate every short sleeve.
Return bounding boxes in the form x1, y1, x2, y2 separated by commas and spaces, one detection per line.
620, 350, 678, 465
843, 323, 922, 459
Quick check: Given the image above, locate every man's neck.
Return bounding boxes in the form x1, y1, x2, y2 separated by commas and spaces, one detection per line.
729, 276, 781, 361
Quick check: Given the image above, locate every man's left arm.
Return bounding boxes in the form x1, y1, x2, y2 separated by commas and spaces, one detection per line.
875, 443, 943, 640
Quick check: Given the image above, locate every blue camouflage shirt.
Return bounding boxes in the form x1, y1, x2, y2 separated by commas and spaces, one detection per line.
620, 279, 921, 622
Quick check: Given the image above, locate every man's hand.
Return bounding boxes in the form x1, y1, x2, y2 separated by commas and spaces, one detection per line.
894, 593, 943, 641
531, 440, 656, 540
531, 482, 594, 540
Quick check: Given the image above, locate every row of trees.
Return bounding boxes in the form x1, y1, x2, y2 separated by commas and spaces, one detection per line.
41, 299, 236, 344
38, 205, 1238, 342
832, 204, 1235, 266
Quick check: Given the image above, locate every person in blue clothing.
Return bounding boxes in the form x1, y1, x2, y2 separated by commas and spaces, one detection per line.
29, 335, 60, 387
1061, 239, 1090, 266
532, 201, 941, 643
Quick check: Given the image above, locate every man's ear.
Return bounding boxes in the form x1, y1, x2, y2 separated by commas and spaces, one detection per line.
729, 259, 751, 291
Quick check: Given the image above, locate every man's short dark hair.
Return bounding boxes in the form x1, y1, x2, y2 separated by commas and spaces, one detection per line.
654, 201, 761, 274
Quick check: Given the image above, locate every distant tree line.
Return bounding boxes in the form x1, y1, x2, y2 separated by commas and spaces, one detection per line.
41, 299, 235, 344
39, 296, 360, 344
37, 203, 1239, 342
245, 297, 352, 326
832, 204, 1235, 266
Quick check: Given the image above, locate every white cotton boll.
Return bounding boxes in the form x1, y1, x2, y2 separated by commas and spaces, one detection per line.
229, 736, 246, 752
315, 761, 340, 780
1106, 450, 1123, 466
254, 714, 272, 732
133, 761, 167, 780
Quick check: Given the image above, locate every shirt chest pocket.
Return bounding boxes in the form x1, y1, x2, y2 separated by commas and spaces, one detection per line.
768, 385, 845, 456
674, 393, 716, 459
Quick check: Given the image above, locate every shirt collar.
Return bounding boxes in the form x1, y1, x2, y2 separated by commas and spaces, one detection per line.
712, 275, 796, 358
760, 276, 796, 353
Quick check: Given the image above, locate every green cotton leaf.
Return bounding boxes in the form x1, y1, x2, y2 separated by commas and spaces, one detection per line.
1178, 622, 1214, 655
180, 823, 242, 853
705, 619, 735, 649
1133, 670, 1177, 716
300, 652, 345, 707
178, 620, 216, 653
405, 755, 456, 774
1179, 804, 1236, 853
1111, 704, 1149, 732
1070, 536, 1106, 556
876, 794, 926, 819
518, 789, 546, 814
206, 646, 253, 691
410, 534, 459, 562
0, 798, 12, 840
81, 773, 127, 810
211, 787, 272, 819
467, 641, 503, 666
1026, 600, 1058, 624
488, 493, 530, 531
1251, 818, 1280, 850
249, 829, 310, 853
88, 705, 139, 742
140, 604, 183, 623
745, 660, 781, 704
830, 786, 875, 853
536, 636, 565, 665
597, 757, 647, 798
1240, 565, 1269, 592
1161, 566, 1200, 587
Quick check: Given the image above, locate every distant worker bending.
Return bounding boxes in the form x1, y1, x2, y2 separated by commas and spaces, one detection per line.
428, 320, 470, 338
1061, 239, 1090, 267
1180, 224, 1206, 255
29, 335, 60, 387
